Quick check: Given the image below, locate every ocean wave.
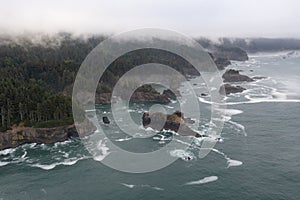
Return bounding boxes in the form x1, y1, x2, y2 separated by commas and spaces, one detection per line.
92, 140, 110, 162
163, 105, 174, 109
249, 50, 300, 58
120, 183, 164, 191
0, 139, 90, 170
199, 76, 300, 106
227, 120, 247, 136
227, 159, 243, 168
184, 176, 218, 185
0, 161, 10, 167
0, 148, 16, 156
199, 96, 300, 106
30, 156, 88, 170
115, 137, 132, 142
214, 108, 244, 122
170, 149, 195, 161
211, 148, 243, 168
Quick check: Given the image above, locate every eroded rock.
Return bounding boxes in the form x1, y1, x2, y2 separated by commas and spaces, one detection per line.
221, 83, 246, 95
222, 69, 254, 82
142, 111, 201, 137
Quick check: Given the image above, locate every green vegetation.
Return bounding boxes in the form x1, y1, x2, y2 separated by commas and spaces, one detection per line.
0, 33, 199, 131
33, 118, 74, 128
0, 78, 73, 130
0, 33, 106, 131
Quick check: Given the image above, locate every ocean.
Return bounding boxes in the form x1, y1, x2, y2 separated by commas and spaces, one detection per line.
0, 52, 300, 200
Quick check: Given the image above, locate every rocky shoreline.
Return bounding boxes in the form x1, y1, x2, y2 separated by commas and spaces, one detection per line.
0, 125, 78, 150
0, 110, 201, 150
0, 48, 251, 151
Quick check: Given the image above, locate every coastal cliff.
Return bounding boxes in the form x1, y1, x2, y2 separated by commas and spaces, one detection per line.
0, 34, 253, 150
0, 125, 78, 150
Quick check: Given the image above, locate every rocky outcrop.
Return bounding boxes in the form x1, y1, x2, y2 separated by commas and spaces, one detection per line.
142, 111, 201, 137
162, 89, 180, 100
214, 57, 232, 70
95, 93, 112, 105
130, 91, 170, 103
95, 86, 172, 105
252, 76, 267, 80
0, 125, 78, 150
221, 84, 246, 95
222, 69, 254, 82
208, 52, 231, 70
213, 46, 249, 61
0, 118, 98, 150
102, 116, 110, 124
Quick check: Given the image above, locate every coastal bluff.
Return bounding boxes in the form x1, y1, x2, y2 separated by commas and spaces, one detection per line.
0, 125, 78, 150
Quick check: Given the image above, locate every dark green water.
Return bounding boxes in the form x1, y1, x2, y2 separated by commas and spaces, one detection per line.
1, 52, 300, 200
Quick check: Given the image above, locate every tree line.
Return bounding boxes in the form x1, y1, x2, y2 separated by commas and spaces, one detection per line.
0, 33, 202, 131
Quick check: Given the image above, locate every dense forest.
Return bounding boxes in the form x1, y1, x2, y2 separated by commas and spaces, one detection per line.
0, 33, 259, 131
0, 33, 210, 131
0, 33, 107, 131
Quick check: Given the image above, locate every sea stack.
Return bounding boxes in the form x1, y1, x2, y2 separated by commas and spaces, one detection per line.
102, 116, 110, 124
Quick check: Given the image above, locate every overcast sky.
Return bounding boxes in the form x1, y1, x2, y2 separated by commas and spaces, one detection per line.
0, 0, 299, 38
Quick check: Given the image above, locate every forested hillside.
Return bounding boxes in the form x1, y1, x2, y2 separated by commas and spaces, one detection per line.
0, 33, 249, 131
0, 33, 106, 131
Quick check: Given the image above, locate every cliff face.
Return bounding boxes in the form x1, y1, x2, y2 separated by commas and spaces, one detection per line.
0, 125, 78, 150
198, 39, 249, 62
213, 46, 249, 61
208, 52, 231, 70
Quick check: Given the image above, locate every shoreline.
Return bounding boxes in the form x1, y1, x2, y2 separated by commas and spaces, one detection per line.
0, 47, 252, 151
0, 125, 78, 151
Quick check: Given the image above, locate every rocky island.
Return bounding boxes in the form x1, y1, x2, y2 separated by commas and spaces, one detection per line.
222, 84, 246, 95
142, 111, 201, 137
222, 69, 254, 82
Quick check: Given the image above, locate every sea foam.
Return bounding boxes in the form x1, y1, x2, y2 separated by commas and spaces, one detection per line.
184, 176, 218, 185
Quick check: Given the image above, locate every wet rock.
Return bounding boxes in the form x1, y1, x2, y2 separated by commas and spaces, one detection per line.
221, 83, 246, 95
213, 46, 249, 61
142, 111, 200, 137
162, 89, 178, 100
208, 52, 231, 70
102, 116, 110, 124
0, 119, 97, 150
252, 76, 267, 80
95, 93, 112, 105
95, 86, 171, 105
214, 57, 232, 70
222, 69, 254, 82
130, 91, 170, 104
0, 125, 78, 150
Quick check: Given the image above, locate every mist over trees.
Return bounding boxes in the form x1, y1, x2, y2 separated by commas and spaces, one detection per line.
1, 32, 300, 131
0, 33, 106, 131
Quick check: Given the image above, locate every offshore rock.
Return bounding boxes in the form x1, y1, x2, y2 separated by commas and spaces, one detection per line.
222, 69, 254, 82
221, 83, 246, 95
142, 111, 201, 137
